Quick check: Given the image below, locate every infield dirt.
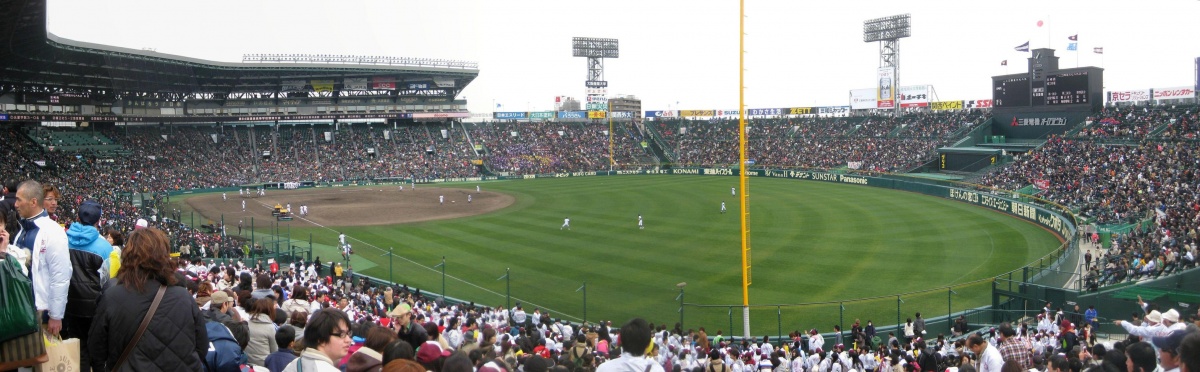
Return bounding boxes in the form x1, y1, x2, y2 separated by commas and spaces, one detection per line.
185, 186, 515, 227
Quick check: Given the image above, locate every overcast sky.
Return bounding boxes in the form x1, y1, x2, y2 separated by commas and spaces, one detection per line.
48, 0, 1200, 114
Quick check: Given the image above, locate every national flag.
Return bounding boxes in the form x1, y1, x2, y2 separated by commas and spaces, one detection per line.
1067, 43, 1077, 51
1068, 34, 1078, 41
1093, 47, 1104, 54
1014, 41, 1030, 52
1001, 60, 1008, 66
496, 103, 502, 108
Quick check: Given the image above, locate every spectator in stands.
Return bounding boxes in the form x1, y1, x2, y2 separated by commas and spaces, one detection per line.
996, 322, 1033, 371
88, 227, 207, 371
596, 318, 664, 372
41, 183, 61, 221
967, 334, 1002, 372
247, 297, 281, 366
284, 307, 354, 372
63, 200, 113, 370
1125, 342, 1157, 372
13, 180, 70, 337
266, 325, 299, 372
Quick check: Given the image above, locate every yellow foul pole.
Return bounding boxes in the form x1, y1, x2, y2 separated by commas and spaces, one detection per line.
738, 0, 752, 339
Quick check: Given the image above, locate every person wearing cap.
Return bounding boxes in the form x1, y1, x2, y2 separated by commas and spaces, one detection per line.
205, 290, 235, 323
1117, 310, 1165, 340
389, 303, 429, 347
415, 340, 451, 371
596, 318, 666, 372
63, 199, 116, 369
1161, 309, 1186, 332
1152, 330, 1186, 372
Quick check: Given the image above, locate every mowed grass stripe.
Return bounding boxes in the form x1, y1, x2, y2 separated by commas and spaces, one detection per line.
228, 175, 1060, 334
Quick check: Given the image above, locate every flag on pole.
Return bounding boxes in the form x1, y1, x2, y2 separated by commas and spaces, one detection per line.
1093, 47, 1104, 54
1067, 43, 1077, 51
1015, 41, 1030, 52
576, 283, 586, 292
496, 103, 502, 108
1001, 60, 1008, 66
1068, 34, 1078, 41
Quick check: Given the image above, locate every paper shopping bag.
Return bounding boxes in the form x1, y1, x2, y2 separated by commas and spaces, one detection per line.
36, 334, 79, 372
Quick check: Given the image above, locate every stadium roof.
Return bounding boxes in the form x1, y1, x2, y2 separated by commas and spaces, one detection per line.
0, 0, 478, 97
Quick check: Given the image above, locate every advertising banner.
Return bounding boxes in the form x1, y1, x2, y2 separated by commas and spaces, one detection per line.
282, 80, 307, 92
898, 85, 930, 106
850, 89, 877, 109
1107, 89, 1151, 103
818, 106, 850, 115
588, 111, 607, 119
680, 110, 715, 117
747, 108, 783, 116
644, 111, 661, 118
877, 67, 896, 108
371, 77, 396, 90
433, 77, 456, 88
559, 111, 587, 119
1152, 86, 1196, 100
658, 110, 677, 118
611, 111, 634, 119
965, 99, 993, 108
931, 100, 964, 111
310, 80, 335, 92
715, 109, 739, 116
494, 112, 528, 119
412, 112, 469, 119
407, 82, 430, 90
344, 78, 369, 91
788, 107, 814, 115
529, 111, 555, 119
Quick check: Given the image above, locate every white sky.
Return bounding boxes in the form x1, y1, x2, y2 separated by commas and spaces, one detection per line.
47, 0, 1200, 114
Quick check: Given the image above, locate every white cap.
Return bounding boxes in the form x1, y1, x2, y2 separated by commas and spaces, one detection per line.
135, 218, 149, 229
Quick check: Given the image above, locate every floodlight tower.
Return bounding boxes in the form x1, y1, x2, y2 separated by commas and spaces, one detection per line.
572, 37, 619, 90
573, 37, 620, 168
863, 14, 911, 116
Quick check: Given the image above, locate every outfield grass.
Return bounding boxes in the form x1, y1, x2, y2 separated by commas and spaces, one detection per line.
178, 175, 1062, 336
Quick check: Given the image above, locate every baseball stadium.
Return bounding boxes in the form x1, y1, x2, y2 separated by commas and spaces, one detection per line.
2, 1, 1199, 371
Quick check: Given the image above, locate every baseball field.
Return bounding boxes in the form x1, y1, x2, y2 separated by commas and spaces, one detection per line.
177, 174, 1063, 336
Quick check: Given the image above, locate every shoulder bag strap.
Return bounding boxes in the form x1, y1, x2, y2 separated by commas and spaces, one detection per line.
114, 285, 167, 370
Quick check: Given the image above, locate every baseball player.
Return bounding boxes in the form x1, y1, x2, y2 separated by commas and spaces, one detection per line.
468, 194, 473, 203
638, 215, 644, 230
439, 195, 444, 205
721, 202, 727, 214
561, 217, 571, 230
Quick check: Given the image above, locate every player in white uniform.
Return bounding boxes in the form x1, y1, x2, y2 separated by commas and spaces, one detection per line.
439, 195, 444, 205
476, 185, 481, 193
561, 218, 571, 230
638, 215, 644, 230
731, 187, 736, 196
223, 192, 227, 201
468, 194, 473, 203
721, 202, 727, 214
241, 200, 246, 211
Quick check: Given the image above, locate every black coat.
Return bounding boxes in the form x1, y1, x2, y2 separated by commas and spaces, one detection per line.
88, 280, 208, 372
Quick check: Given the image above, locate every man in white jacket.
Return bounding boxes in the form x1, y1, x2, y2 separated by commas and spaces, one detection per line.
13, 180, 71, 337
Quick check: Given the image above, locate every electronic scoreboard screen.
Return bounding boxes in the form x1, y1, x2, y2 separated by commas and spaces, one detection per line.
993, 77, 1031, 107
1044, 71, 1089, 105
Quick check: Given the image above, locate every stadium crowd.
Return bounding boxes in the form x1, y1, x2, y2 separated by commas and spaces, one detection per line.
3, 106, 1200, 372
655, 110, 986, 171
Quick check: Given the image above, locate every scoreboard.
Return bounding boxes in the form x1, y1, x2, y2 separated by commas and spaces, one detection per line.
993, 71, 1095, 107
1044, 71, 1089, 105
993, 77, 1031, 108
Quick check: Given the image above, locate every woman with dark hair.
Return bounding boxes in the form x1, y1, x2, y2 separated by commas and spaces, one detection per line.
246, 297, 280, 366
346, 324, 397, 372
284, 284, 312, 314
87, 227, 207, 371
283, 307, 354, 372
